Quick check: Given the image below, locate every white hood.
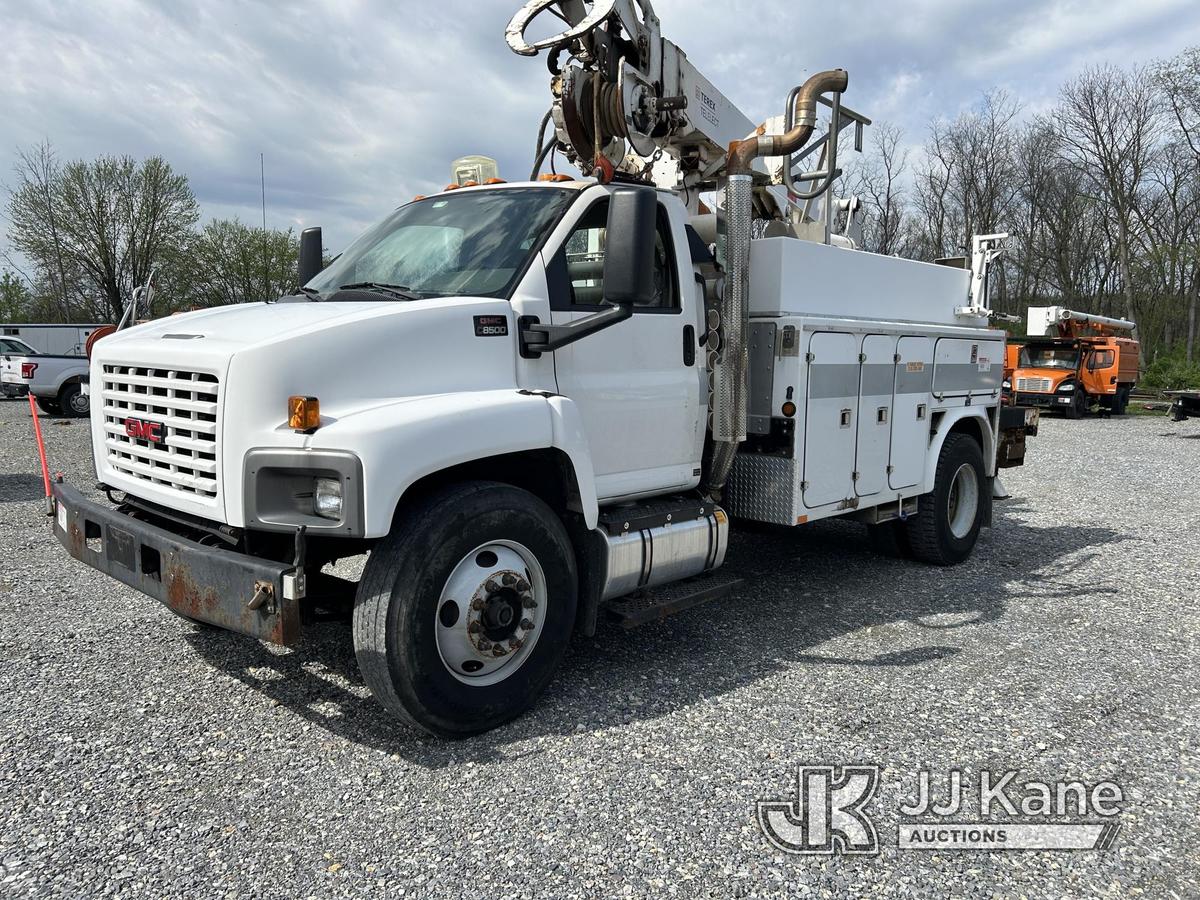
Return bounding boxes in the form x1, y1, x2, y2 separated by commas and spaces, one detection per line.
89, 296, 523, 525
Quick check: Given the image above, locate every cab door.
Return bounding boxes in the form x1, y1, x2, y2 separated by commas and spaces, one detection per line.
546, 194, 703, 501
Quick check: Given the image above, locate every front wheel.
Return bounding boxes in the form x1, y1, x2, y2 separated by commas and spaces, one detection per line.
353, 481, 577, 736
1112, 386, 1130, 416
902, 433, 986, 566
1064, 389, 1087, 419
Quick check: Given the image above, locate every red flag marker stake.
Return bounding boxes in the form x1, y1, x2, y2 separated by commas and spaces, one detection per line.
28, 392, 53, 514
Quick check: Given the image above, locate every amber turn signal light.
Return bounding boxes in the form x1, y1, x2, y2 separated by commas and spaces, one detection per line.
288, 396, 320, 431
781, 401, 797, 417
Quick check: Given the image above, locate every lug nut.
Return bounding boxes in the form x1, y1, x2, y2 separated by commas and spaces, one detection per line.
522, 594, 537, 609
509, 638, 523, 650
471, 597, 485, 611
520, 618, 534, 630
492, 645, 507, 657
501, 573, 517, 586
468, 621, 481, 633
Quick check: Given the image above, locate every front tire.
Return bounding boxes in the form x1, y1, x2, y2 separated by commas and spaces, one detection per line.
1064, 389, 1086, 419
353, 481, 577, 736
902, 433, 986, 566
1112, 386, 1130, 416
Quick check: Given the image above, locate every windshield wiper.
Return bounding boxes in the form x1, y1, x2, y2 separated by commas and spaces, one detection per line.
297, 286, 323, 299
336, 282, 423, 301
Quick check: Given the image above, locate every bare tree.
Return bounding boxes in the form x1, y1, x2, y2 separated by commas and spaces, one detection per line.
4, 143, 74, 320
849, 122, 912, 256
1156, 47, 1200, 360
7, 145, 199, 321
1057, 65, 1161, 324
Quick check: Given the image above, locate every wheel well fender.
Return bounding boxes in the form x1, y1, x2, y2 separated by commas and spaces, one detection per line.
926, 408, 996, 487
311, 390, 599, 537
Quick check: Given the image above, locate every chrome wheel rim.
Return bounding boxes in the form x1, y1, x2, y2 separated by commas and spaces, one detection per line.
435, 540, 546, 686
946, 463, 979, 540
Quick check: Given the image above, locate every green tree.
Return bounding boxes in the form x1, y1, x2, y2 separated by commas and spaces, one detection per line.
0, 270, 33, 322
181, 218, 300, 308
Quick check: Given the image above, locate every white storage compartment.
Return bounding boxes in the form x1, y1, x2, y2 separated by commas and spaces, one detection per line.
749, 238, 978, 328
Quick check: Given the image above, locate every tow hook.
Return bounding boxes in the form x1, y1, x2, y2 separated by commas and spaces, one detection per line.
247, 580, 276, 614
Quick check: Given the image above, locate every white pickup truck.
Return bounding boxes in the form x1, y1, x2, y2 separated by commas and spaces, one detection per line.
1, 350, 90, 415
0, 336, 38, 398
46, 5, 1036, 736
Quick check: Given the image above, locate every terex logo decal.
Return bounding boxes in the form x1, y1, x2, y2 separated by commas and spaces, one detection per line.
474, 315, 509, 337
124, 417, 165, 443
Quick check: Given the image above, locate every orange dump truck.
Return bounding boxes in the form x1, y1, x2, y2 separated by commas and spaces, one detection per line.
1005, 307, 1138, 418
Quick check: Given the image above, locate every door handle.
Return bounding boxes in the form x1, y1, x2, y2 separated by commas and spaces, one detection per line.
683, 325, 696, 366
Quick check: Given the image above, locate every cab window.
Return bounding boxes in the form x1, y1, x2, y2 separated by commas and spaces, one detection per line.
551, 199, 678, 311
1088, 349, 1115, 370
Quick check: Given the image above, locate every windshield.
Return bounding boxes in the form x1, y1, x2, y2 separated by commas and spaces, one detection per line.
307, 188, 575, 300
1019, 345, 1080, 370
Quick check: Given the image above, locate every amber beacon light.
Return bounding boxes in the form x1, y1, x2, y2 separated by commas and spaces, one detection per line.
288, 396, 321, 432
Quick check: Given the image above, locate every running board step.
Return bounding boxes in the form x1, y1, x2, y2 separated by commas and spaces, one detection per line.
602, 572, 744, 629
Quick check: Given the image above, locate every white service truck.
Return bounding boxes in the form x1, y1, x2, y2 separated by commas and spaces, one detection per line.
50, 1, 1036, 735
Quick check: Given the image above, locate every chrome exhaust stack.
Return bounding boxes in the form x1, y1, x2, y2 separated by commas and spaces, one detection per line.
705, 69, 849, 496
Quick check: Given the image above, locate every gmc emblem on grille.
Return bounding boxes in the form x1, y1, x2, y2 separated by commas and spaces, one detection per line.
124, 417, 165, 443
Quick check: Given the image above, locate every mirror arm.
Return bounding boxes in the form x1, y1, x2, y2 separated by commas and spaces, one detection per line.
519, 303, 633, 357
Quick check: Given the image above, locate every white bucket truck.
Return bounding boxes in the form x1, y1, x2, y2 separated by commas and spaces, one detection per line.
50, 1, 1035, 735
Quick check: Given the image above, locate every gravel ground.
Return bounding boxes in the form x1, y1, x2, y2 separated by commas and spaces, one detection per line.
1, 399, 1198, 898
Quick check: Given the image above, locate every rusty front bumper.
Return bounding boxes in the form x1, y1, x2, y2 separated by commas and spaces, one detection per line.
51, 482, 301, 645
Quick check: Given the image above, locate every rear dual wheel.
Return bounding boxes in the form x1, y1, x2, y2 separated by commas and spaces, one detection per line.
903, 433, 986, 566
353, 481, 577, 736
866, 433, 986, 566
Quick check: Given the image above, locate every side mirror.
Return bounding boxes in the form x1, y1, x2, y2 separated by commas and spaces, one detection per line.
518, 187, 659, 357
602, 187, 657, 307
298, 227, 324, 286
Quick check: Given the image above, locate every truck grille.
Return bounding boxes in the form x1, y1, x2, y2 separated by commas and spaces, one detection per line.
1016, 376, 1053, 393
100, 365, 220, 499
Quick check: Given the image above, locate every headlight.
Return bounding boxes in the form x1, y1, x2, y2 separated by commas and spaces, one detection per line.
314, 477, 343, 519
1057, 382, 1076, 392
1002, 379, 1011, 390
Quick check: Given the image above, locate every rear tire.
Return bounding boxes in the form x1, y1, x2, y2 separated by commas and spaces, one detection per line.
353, 481, 577, 736
35, 396, 62, 416
902, 433, 986, 566
59, 383, 89, 418
866, 520, 911, 559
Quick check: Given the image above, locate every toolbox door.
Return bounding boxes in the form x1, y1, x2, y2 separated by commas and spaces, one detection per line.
855, 334, 896, 497
890, 336, 933, 490
803, 331, 858, 508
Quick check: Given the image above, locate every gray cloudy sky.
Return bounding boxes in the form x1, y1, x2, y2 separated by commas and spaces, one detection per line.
2, 0, 1199, 264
